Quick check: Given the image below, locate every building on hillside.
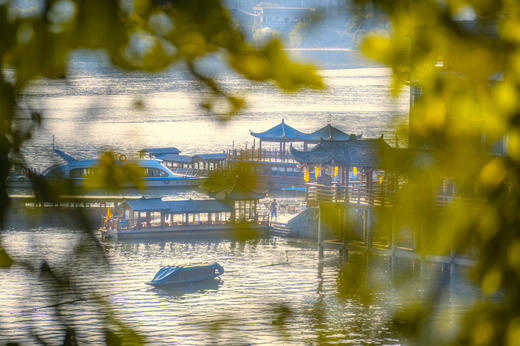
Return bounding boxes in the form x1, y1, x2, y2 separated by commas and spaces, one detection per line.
252, 5, 315, 32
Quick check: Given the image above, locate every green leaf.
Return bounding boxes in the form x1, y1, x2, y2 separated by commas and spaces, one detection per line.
0, 246, 13, 268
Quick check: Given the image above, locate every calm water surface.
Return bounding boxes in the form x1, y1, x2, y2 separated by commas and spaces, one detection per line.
19, 53, 409, 171
0, 229, 478, 345
1, 56, 478, 344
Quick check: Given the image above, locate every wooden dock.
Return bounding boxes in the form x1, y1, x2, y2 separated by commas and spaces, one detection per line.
9, 194, 142, 208
269, 182, 478, 271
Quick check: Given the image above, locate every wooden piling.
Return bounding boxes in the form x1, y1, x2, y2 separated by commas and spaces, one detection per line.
318, 203, 323, 259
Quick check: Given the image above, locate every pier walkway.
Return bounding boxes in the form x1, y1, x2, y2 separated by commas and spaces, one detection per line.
9, 194, 142, 208
270, 182, 477, 271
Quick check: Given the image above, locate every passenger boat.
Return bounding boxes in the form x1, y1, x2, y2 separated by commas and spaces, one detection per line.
100, 196, 269, 240
44, 149, 203, 187
147, 263, 225, 287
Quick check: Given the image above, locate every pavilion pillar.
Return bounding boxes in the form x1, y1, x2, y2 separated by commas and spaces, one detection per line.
160, 212, 165, 228
279, 142, 283, 161
259, 140, 263, 160
367, 169, 373, 205
318, 203, 324, 259
345, 166, 350, 202
146, 212, 151, 228
304, 142, 308, 151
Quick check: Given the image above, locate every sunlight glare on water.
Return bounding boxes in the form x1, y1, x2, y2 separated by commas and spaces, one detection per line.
0, 230, 477, 344
20, 55, 408, 171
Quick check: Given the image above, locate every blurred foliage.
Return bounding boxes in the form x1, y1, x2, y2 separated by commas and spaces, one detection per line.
82, 152, 146, 191
351, 0, 520, 344
202, 161, 266, 195
5, 0, 520, 343
0, 0, 323, 344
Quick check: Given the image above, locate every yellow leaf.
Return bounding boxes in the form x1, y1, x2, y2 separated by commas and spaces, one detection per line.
480, 158, 506, 188
0, 246, 13, 268
482, 267, 501, 295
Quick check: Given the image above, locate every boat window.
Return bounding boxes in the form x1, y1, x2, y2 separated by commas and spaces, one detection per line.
271, 167, 285, 176
286, 167, 302, 177
139, 167, 169, 177
70, 168, 98, 178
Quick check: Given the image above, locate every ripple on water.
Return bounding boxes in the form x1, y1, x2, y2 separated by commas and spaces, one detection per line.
0, 229, 481, 344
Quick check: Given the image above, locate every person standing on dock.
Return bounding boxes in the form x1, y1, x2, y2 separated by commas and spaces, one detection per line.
270, 199, 278, 221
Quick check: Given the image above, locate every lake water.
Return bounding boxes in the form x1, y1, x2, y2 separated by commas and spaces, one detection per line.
0, 229, 479, 345
0, 55, 479, 344
19, 52, 409, 171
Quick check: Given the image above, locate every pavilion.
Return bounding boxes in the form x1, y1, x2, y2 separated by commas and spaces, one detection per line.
250, 120, 360, 161
302, 124, 360, 144
290, 135, 397, 204
250, 119, 307, 161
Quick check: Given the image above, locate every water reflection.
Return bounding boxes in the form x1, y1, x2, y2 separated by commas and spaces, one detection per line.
150, 278, 222, 299
1, 230, 484, 344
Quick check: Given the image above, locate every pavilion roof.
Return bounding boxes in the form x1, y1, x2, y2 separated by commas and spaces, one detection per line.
250, 119, 308, 142
303, 124, 359, 143
290, 136, 394, 168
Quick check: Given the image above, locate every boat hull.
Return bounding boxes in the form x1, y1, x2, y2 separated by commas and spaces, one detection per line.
101, 223, 268, 240
147, 263, 225, 287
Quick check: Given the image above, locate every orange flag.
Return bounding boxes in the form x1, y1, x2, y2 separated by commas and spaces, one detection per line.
105, 207, 112, 223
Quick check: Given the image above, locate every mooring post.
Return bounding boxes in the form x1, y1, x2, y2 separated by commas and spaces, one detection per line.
390, 208, 397, 272
318, 204, 323, 259
450, 246, 456, 277
363, 209, 371, 251
339, 204, 348, 262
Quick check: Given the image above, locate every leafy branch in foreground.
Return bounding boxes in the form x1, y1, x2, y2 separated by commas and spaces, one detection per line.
0, 0, 323, 344
353, 0, 520, 343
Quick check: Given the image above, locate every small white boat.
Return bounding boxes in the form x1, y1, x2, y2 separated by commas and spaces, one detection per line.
147, 263, 225, 287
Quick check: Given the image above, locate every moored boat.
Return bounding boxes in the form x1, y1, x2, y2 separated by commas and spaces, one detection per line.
100, 197, 269, 240
44, 149, 203, 188
147, 263, 225, 286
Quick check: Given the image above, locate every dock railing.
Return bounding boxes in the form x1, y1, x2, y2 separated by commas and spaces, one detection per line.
227, 148, 296, 163
305, 183, 396, 207
305, 183, 463, 209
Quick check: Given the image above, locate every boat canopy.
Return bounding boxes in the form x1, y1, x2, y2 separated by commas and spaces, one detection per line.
156, 154, 193, 163
192, 153, 227, 162
121, 198, 170, 211
120, 198, 233, 213
165, 200, 233, 213
140, 147, 181, 156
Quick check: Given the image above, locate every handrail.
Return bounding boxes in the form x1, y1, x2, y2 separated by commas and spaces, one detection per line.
305, 182, 462, 208
227, 148, 297, 163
